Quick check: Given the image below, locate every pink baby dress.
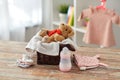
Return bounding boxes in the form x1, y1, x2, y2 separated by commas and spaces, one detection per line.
78, 6, 120, 47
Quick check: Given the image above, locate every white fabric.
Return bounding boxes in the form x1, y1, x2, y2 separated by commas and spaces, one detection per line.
16, 54, 34, 68
26, 31, 75, 56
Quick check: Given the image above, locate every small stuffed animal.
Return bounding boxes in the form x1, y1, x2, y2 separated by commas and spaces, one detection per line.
39, 23, 74, 43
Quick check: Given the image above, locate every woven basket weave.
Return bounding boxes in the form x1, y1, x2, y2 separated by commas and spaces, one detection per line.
37, 44, 75, 65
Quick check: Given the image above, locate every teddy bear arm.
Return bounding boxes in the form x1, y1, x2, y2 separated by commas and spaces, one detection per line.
42, 35, 55, 43
54, 34, 65, 42
68, 31, 74, 37
46, 35, 55, 43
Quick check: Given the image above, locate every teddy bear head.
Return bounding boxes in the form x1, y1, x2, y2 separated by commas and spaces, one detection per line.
59, 23, 74, 38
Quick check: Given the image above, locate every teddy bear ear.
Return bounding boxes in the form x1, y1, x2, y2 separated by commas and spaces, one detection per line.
61, 23, 65, 25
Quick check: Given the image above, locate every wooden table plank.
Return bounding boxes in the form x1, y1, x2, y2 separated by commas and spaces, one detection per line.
0, 41, 120, 80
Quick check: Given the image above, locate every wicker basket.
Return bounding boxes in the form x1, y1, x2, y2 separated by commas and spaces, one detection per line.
37, 44, 75, 65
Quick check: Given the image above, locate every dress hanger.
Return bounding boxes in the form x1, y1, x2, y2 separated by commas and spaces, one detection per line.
96, 0, 107, 10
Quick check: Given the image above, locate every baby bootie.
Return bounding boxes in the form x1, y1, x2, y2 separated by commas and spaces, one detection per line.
59, 47, 72, 72
16, 54, 34, 68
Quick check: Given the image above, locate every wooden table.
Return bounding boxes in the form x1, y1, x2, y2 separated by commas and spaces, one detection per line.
0, 41, 120, 80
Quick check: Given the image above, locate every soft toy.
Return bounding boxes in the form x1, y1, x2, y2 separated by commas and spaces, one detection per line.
39, 23, 74, 43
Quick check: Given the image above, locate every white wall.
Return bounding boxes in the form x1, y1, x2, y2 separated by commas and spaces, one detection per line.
107, 0, 120, 48
52, 0, 73, 21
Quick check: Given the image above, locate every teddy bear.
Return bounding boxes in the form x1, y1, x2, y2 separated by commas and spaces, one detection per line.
39, 23, 74, 43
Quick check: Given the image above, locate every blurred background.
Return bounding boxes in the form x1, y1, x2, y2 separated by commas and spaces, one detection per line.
0, 0, 53, 42
0, 0, 120, 48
